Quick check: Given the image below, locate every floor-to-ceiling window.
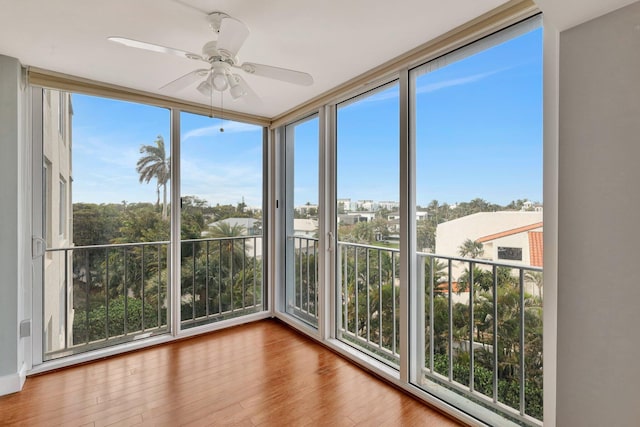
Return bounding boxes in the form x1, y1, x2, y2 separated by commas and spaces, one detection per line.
335, 82, 401, 367
179, 112, 265, 329
284, 114, 320, 327
410, 16, 543, 424
276, 14, 542, 427
36, 89, 268, 360
40, 91, 171, 360
33, 8, 542, 426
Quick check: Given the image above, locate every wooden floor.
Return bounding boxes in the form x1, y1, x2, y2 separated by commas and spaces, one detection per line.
0, 320, 461, 426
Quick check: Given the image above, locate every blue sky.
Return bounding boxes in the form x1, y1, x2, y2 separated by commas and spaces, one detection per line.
72, 98, 263, 207
71, 26, 541, 209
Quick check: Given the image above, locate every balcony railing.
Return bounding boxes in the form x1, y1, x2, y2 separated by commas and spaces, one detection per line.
45, 241, 170, 360
337, 241, 400, 364
287, 236, 319, 326
47, 236, 540, 424
44, 236, 264, 360
336, 242, 543, 426
180, 236, 264, 329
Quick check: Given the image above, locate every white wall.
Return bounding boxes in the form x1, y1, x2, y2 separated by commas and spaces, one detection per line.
557, 2, 640, 425
0, 54, 31, 395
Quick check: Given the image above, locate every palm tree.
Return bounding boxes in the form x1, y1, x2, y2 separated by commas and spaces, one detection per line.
208, 221, 248, 273
458, 238, 484, 259
209, 222, 246, 239
136, 135, 170, 220
525, 270, 543, 298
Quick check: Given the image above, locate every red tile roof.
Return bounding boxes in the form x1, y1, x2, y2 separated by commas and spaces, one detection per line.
435, 281, 465, 293
529, 231, 543, 267
476, 222, 543, 243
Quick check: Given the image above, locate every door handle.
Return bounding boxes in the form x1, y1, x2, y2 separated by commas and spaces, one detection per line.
32, 236, 46, 258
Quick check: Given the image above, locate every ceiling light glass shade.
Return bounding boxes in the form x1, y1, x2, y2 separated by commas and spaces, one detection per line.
229, 84, 246, 99
211, 69, 228, 91
196, 80, 212, 96
228, 74, 247, 99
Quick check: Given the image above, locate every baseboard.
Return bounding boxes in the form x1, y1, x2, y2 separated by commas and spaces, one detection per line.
0, 363, 26, 396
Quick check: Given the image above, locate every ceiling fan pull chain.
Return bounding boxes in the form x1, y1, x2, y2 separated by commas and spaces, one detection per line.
209, 84, 214, 119
220, 91, 225, 133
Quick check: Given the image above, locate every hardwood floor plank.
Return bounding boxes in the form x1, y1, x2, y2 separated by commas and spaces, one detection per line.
0, 320, 461, 427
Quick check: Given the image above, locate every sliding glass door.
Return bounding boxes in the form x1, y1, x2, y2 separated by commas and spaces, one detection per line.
335, 82, 401, 367
283, 115, 320, 327
179, 112, 265, 329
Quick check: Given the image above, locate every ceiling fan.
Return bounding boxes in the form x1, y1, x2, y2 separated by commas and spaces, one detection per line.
108, 11, 313, 100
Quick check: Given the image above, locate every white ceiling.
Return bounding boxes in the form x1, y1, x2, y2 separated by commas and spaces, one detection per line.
0, 0, 510, 119
534, 0, 638, 30
1, 0, 634, 119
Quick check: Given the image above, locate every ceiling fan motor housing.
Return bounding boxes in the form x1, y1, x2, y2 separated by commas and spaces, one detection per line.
202, 41, 237, 64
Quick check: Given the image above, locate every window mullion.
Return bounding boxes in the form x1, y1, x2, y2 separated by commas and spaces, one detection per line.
169, 108, 181, 337
399, 68, 413, 383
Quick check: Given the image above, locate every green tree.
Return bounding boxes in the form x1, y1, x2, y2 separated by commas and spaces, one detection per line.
73, 296, 167, 344
180, 196, 207, 240
417, 219, 436, 252
458, 238, 484, 259
525, 270, 543, 298
114, 203, 168, 243
136, 135, 170, 220
209, 222, 246, 239
73, 203, 122, 245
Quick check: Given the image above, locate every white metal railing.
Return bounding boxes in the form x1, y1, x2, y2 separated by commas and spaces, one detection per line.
336, 241, 543, 425
337, 241, 400, 364
288, 236, 319, 326
180, 236, 264, 329
44, 236, 264, 359
45, 241, 170, 360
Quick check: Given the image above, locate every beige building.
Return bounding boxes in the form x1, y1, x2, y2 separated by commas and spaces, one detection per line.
435, 211, 543, 284
42, 89, 73, 356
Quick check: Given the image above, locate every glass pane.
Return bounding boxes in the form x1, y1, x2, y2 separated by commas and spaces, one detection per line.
43, 91, 171, 360
412, 20, 543, 423
336, 82, 400, 367
179, 113, 264, 329
284, 115, 320, 327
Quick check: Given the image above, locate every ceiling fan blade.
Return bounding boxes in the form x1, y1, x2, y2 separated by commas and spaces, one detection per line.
160, 68, 209, 91
237, 62, 313, 86
108, 37, 205, 62
216, 16, 250, 58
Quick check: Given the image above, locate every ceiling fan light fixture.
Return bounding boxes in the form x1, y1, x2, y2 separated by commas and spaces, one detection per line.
196, 80, 212, 96
227, 74, 246, 99
211, 69, 229, 91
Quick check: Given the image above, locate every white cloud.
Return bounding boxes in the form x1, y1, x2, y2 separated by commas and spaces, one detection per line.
416, 69, 503, 94
360, 67, 511, 104
180, 157, 263, 206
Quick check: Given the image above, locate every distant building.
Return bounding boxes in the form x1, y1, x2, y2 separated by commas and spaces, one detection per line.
337, 214, 367, 225
337, 198, 353, 212
477, 222, 543, 267
293, 218, 318, 238
43, 89, 73, 355
435, 211, 543, 283
296, 204, 318, 216
356, 200, 376, 211
346, 211, 376, 222
378, 200, 399, 211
